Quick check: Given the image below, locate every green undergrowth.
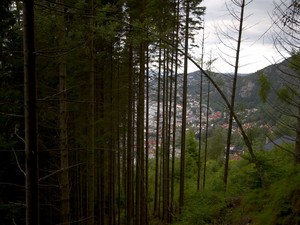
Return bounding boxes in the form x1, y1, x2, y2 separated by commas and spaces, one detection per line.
234, 169, 300, 225
173, 148, 300, 225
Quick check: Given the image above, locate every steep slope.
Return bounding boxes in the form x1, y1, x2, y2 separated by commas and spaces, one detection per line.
187, 58, 295, 110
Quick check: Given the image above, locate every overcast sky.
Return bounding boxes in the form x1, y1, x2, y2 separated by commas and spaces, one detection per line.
188, 0, 284, 74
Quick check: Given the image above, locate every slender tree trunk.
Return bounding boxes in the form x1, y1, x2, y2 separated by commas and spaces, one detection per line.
167, 52, 173, 224
179, 0, 190, 211
197, 27, 205, 192
126, 43, 134, 225
136, 40, 146, 225
23, 0, 39, 224
87, 0, 95, 224
122, 124, 126, 225
57, 0, 70, 223
203, 80, 210, 190
162, 46, 171, 224
59, 33, 70, 225
161, 48, 166, 220
96, 63, 105, 225
170, 53, 178, 224
59, 67, 69, 224
171, 1, 180, 221
75, 146, 83, 224
136, 1, 147, 222
154, 44, 162, 217
109, 43, 116, 225
145, 44, 150, 225
116, 50, 121, 225
224, 0, 245, 188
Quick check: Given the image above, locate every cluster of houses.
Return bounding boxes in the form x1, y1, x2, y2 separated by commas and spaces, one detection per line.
146, 100, 295, 160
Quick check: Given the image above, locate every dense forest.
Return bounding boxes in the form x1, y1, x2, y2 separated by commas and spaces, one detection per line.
0, 0, 299, 224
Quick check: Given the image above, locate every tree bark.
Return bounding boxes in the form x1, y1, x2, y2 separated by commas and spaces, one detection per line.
126, 42, 134, 225
162, 47, 170, 224
57, 0, 70, 223
203, 80, 210, 190
136, 40, 146, 225
23, 0, 39, 224
224, 0, 246, 188
59, 30, 70, 225
145, 43, 150, 225
179, 0, 190, 211
154, 44, 162, 217
87, 0, 95, 224
171, 1, 180, 221
197, 28, 205, 192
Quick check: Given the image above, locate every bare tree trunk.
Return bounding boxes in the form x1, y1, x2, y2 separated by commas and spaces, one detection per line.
136, 2, 146, 223
170, 52, 178, 224
161, 48, 166, 221
59, 30, 70, 225
96, 65, 105, 225
87, 0, 95, 224
23, 0, 39, 224
171, 1, 180, 221
116, 48, 122, 225
109, 43, 116, 225
224, 0, 246, 188
126, 42, 134, 225
197, 27, 205, 192
167, 48, 174, 224
203, 80, 210, 190
145, 44, 150, 225
154, 44, 162, 217
57, 0, 70, 223
162, 47, 170, 224
179, 0, 190, 211
136, 40, 146, 225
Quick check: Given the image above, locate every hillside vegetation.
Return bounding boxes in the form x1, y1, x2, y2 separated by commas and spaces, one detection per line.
170, 147, 300, 225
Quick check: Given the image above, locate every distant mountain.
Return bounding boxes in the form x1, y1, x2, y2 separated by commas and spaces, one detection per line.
186, 58, 295, 111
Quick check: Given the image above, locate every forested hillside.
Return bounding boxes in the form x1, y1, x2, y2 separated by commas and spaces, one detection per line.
186, 58, 295, 106
0, 0, 299, 225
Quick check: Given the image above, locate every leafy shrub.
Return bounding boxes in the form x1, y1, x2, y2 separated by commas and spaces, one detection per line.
173, 190, 227, 225
230, 157, 300, 225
